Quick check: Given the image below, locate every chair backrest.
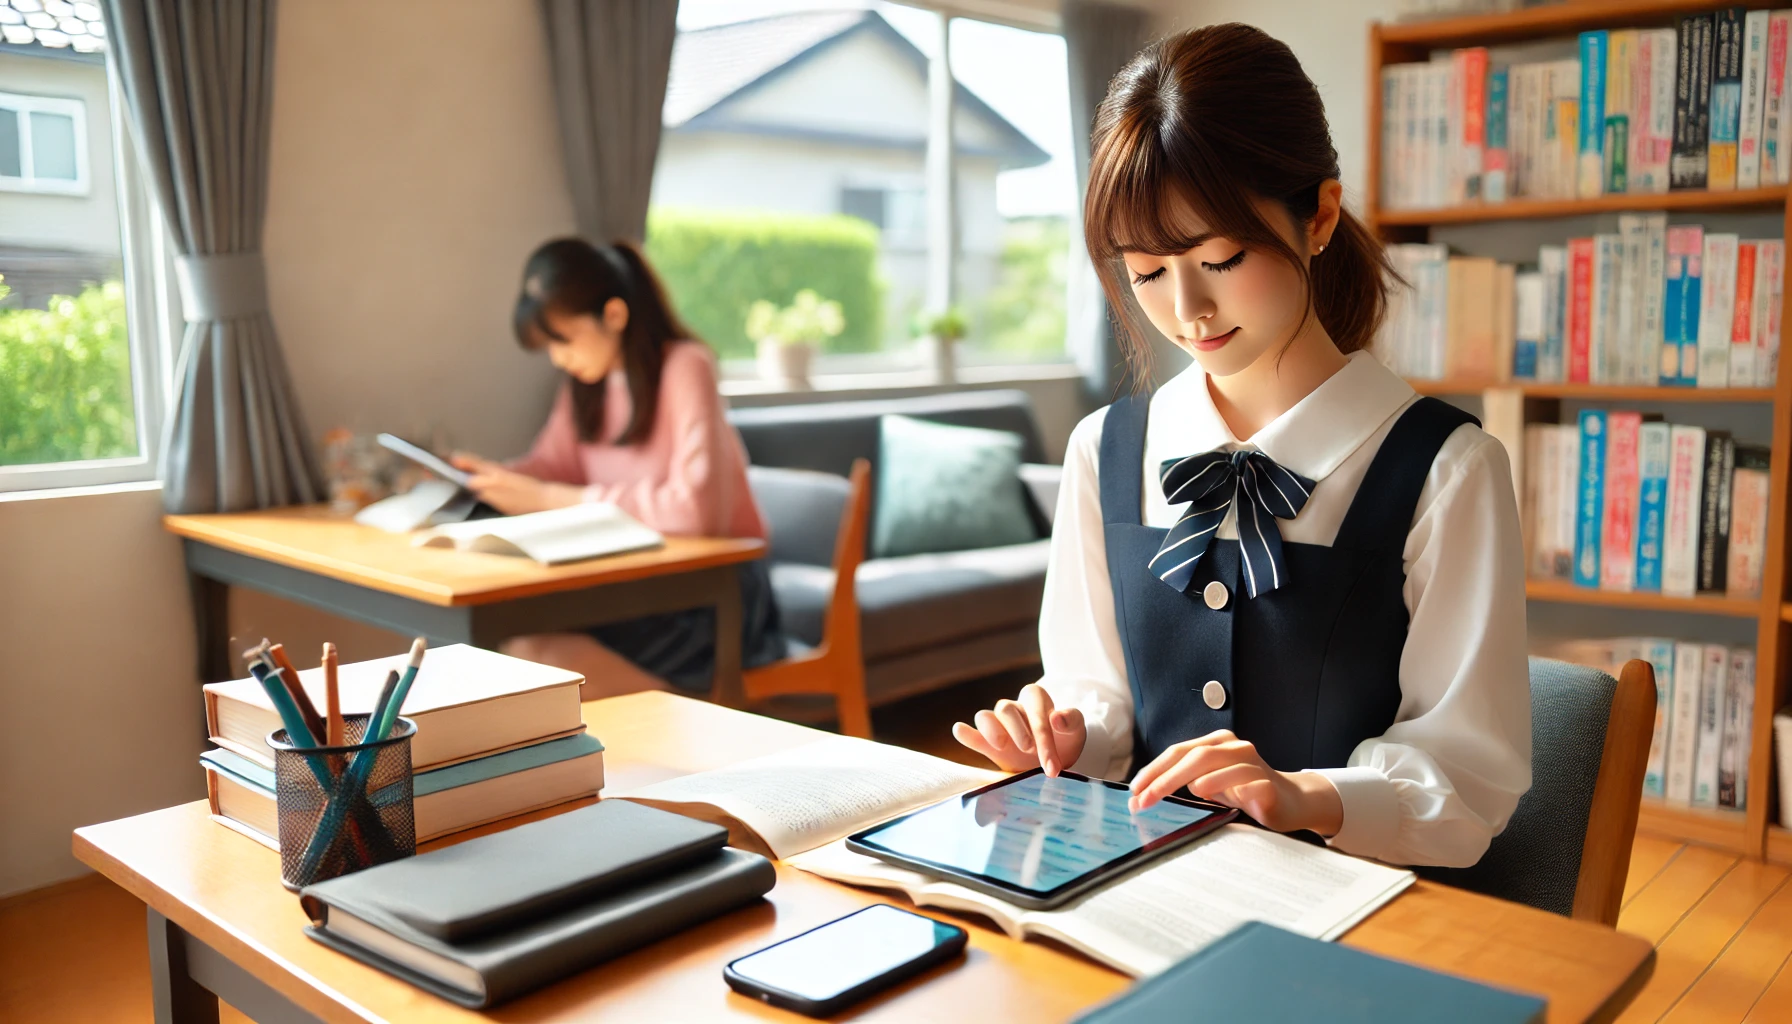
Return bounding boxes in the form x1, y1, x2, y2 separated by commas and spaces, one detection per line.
1419, 657, 1655, 925
747, 466, 850, 567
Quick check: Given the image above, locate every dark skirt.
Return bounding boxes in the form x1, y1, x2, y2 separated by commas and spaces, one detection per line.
584, 559, 787, 693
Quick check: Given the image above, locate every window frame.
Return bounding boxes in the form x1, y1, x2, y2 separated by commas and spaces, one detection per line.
0, 89, 91, 196
0, 68, 173, 495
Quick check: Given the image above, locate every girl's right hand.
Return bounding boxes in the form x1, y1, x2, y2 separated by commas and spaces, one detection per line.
952, 683, 1086, 776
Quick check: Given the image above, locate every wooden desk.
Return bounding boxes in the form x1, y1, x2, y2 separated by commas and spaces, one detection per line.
164, 505, 765, 702
74, 693, 1654, 1023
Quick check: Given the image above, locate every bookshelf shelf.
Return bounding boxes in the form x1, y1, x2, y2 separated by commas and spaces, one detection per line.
1371, 1, 1792, 861
1375, 185, 1788, 227
1638, 800, 1752, 853
1407, 379, 1777, 402
1524, 579, 1762, 617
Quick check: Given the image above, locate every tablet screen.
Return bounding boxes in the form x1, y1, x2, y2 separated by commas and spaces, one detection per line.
853, 773, 1218, 897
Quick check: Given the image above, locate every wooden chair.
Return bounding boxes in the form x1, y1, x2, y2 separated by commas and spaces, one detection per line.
1422, 657, 1656, 926
742, 459, 873, 738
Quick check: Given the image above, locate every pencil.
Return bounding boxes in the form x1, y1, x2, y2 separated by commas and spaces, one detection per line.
267, 642, 328, 744
323, 642, 344, 746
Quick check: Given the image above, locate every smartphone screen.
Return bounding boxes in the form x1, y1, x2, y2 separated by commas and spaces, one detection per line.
726, 905, 962, 1007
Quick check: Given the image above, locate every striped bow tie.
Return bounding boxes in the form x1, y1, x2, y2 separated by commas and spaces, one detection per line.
1152, 449, 1315, 599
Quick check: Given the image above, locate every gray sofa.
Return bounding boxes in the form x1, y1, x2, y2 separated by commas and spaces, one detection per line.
729, 389, 1056, 706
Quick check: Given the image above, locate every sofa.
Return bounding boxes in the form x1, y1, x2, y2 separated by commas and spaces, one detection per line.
728, 389, 1059, 707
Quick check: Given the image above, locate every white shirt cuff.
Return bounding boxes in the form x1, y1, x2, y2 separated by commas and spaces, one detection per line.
1310, 766, 1401, 860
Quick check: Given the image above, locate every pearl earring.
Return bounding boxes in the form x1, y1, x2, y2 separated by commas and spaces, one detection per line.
1316, 243, 1327, 254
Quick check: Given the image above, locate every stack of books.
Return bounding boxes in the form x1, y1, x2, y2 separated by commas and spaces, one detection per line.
1522, 412, 1769, 600
1380, 220, 1783, 387
1541, 637, 1754, 810
1383, 9, 1792, 207
200, 644, 602, 849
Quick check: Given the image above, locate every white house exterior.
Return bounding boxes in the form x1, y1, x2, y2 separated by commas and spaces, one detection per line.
653, 10, 1048, 341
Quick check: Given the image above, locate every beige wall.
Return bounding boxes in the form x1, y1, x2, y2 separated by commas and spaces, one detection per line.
0, 51, 120, 255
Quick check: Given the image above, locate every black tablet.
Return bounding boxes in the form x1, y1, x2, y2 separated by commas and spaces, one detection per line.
845, 769, 1238, 910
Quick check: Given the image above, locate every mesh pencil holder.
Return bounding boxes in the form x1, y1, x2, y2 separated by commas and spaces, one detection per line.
269, 714, 417, 891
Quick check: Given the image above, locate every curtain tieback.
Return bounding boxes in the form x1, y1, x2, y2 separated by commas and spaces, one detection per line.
175, 251, 269, 322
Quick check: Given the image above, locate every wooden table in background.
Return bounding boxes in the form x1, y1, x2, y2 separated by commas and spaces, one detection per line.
163, 505, 765, 703
74, 693, 1654, 1023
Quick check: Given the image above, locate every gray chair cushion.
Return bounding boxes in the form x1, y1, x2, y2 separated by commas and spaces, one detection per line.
748, 466, 848, 568
1420, 657, 1614, 917
769, 540, 1050, 662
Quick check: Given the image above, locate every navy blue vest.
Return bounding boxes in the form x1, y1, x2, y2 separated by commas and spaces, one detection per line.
1099, 394, 1477, 776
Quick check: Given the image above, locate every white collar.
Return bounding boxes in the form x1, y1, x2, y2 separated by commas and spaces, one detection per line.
1147, 350, 1417, 483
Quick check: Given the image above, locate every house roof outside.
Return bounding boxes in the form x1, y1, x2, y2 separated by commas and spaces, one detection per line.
664, 8, 1048, 170
0, 0, 106, 55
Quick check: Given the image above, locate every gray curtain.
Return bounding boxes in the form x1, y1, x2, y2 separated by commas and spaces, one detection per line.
538, 0, 680, 244
1063, 0, 1151, 399
102, 0, 320, 514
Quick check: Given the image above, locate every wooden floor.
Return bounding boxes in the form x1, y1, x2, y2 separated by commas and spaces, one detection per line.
6, 674, 1792, 1023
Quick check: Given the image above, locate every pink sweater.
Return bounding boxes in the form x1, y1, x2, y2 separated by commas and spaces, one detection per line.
509, 342, 767, 540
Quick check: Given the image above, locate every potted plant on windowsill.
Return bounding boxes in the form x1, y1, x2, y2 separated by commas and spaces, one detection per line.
746, 289, 846, 390
914, 306, 967, 384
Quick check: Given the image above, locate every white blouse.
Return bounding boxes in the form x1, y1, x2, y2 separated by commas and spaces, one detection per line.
1040, 351, 1532, 868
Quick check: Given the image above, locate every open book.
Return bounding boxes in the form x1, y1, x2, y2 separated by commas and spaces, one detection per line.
412, 502, 662, 565
610, 736, 1415, 976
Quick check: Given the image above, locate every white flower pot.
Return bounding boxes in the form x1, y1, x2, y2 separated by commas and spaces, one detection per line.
757, 337, 815, 390
921, 334, 958, 384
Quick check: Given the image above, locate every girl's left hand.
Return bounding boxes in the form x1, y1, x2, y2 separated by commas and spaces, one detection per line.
450, 453, 581, 516
1127, 730, 1343, 836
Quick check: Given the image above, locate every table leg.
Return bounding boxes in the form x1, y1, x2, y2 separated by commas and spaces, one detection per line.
148, 908, 219, 1024
709, 565, 745, 709
188, 572, 233, 684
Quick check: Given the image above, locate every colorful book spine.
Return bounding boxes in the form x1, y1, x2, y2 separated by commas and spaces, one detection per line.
1739, 10, 1771, 188
1640, 638, 1677, 798
1574, 410, 1608, 588
1616, 216, 1647, 383
1693, 644, 1729, 806
1579, 31, 1609, 197
1485, 66, 1509, 202
1672, 13, 1716, 190
1605, 30, 1636, 193
1591, 234, 1622, 383
1513, 270, 1542, 380
1754, 240, 1783, 386
1709, 8, 1745, 191
1698, 233, 1740, 386
1638, 28, 1679, 192
1772, 13, 1792, 184
1720, 648, 1755, 809
1539, 245, 1568, 382
1662, 226, 1705, 385
1599, 412, 1642, 592
1639, 214, 1670, 385
1458, 47, 1488, 202
1567, 237, 1595, 382
1666, 641, 1704, 803
1553, 423, 1581, 579
1727, 445, 1770, 600
1731, 241, 1759, 387
1663, 424, 1708, 597
1698, 431, 1735, 594
1635, 422, 1671, 593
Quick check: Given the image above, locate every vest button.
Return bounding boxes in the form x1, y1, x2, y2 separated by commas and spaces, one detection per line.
1202, 581, 1229, 610
1202, 680, 1226, 709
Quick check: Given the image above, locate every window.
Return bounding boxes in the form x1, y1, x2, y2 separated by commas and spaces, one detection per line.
651, 1, 1074, 373
0, 12, 169, 493
0, 91, 89, 194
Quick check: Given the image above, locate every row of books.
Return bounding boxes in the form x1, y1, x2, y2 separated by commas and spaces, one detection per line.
1378, 222, 1783, 387
199, 645, 604, 848
1382, 9, 1792, 208
1543, 636, 1754, 810
1522, 414, 1768, 599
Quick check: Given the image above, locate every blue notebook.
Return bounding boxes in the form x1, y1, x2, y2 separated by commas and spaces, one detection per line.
1073, 922, 1545, 1024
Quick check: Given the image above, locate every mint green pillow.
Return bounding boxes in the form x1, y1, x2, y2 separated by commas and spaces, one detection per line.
873, 414, 1037, 558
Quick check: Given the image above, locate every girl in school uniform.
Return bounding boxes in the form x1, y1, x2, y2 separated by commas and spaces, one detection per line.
954, 24, 1531, 868
452, 237, 785, 698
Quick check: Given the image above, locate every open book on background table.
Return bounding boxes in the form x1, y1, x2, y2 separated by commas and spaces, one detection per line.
609, 735, 1415, 977
412, 502, 662, 565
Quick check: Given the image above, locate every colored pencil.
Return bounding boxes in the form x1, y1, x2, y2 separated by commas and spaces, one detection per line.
267, 642, 328, 744
323, 642, 343, 746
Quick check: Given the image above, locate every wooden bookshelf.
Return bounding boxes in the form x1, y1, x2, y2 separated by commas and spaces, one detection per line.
1369, 4, 1792, 861
1408, 379, 1777, 402
1379, 184, 1788, 225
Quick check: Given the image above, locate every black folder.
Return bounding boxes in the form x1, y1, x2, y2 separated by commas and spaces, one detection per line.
299, 800, 776, 1007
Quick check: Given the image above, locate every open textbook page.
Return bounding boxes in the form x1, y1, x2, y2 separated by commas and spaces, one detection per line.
412, 502, 662, 565
786, 824, 1415, 977
609, 735, 1000, 860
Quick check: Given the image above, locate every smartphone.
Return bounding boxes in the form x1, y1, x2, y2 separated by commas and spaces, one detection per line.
375, 432, 472, 489
723, 904, 967, 1017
